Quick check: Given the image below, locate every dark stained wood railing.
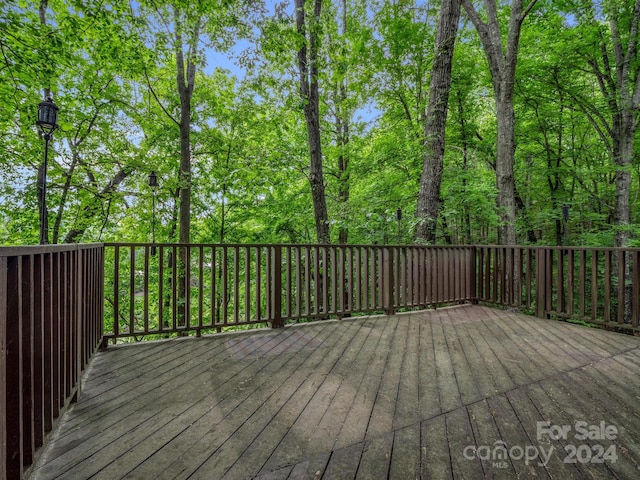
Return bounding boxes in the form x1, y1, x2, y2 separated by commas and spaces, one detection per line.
0, 244, 104, 479
103, 244, 476, 342
104, 243, 640, 343
3, 242, 639, 478
476, 246, 640, 331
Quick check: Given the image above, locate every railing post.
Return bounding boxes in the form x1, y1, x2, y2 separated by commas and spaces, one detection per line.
383, 247, 395, 315
3, 256, 22, 479
75, 247, 83, 400
271, 246, 283, 328
0, 256, 7, 480
469, 247, 478, 303
535, 248, 549, 318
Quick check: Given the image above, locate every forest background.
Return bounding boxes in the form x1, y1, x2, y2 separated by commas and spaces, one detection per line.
1, 0, 639, 249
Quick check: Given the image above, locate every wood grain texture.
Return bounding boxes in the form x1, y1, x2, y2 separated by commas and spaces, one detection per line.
30, 305, 640, 480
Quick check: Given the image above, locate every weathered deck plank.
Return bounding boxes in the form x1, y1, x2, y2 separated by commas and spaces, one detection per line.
30, 305, 640, 480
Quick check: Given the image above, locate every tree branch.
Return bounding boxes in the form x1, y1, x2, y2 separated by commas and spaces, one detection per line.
144, 69, 180, 126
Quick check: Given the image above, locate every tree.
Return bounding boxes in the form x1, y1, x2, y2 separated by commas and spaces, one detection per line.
461, 0, 538, 245
578, 0, 640, 247
415, 0, 462, 243
295, 0, 330, 244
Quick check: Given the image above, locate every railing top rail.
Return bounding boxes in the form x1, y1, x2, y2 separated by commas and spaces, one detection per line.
103, 242, 477, 249
5, 243, 636, 255
473, 245, 640, 252
0, 243, 104, 257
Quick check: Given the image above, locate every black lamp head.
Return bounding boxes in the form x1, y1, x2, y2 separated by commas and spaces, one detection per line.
148, 171, 159, 190
36, 97, 59, 135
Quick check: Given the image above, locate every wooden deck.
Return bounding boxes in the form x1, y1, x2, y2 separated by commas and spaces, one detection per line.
30, 305, 640, 480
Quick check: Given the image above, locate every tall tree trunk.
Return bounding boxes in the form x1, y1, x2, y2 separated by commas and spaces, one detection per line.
336, 0, 349, 245
174, 9, 200, 327
462, 0, 538, 245
495, 98, 517, 245
415, 0, 461, 243
609, 0, 640, 248
295, 0, 330, 244
175, 9, 199, 245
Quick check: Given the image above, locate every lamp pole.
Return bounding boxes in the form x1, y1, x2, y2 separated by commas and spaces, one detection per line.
396, 208, 402, 244
149, 171, 159, 255
36, 97, 59, 245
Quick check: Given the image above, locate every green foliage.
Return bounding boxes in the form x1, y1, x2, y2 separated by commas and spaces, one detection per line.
1, 0, 639, 248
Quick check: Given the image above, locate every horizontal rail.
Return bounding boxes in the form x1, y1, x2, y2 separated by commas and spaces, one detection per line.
0, 244, 104, 479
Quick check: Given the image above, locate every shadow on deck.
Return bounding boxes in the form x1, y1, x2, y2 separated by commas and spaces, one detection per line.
30, 305, 640, 480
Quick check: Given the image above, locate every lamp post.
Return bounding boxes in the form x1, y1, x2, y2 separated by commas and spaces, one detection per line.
36, 97, 59, 245
396, 208, 402, 244
149, 171, 159, 255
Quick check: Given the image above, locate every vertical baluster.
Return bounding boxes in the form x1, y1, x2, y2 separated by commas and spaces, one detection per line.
617, 250, 625, 324
579, 249, 586, 317
604, 250, 611, 323
567, 249, 574, 317
245, 246, 251, 324
211, 247, 217, 328
199, 245, 204, 332
171, 246, 177, 331
591, 250, 598, 320
143, 246, 149, 334
330, 247, 337, 315
286, 246, 292, 320
633, 251, 639, 328
556, 248, 564, 314
256, 247, 262, 321
33, 253, 44, 448
272, 246, 283, 328
295, 246, 301, 319
158, 246, 164, 333
356, 247, 362, 311
222, 246, 228, 326
322, 247, 329, 315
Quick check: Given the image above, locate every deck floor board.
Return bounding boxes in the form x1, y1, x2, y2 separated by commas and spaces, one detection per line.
30, 305, 640, 479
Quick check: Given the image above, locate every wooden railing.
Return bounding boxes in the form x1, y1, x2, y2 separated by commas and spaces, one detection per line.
0, 244, 104, 480
104, 243, 640, 343
103, 243, 476, 342
476, 246, 640, 330
3, 242, 638, 478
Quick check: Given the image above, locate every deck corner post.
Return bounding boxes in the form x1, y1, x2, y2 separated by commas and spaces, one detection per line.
0, 256, 8, 480
271, 246, 284, 329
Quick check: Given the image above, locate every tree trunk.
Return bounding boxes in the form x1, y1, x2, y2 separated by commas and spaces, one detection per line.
495, 98, 517, 245
614, 131, 633, 248
610, 0, 640, 247
336, 0, 349, 245
174, 9, 200, 327
295, 0, 330, 244
175, 9, 199, 245
462, 0, 538, 245
415, 0, 461, 243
